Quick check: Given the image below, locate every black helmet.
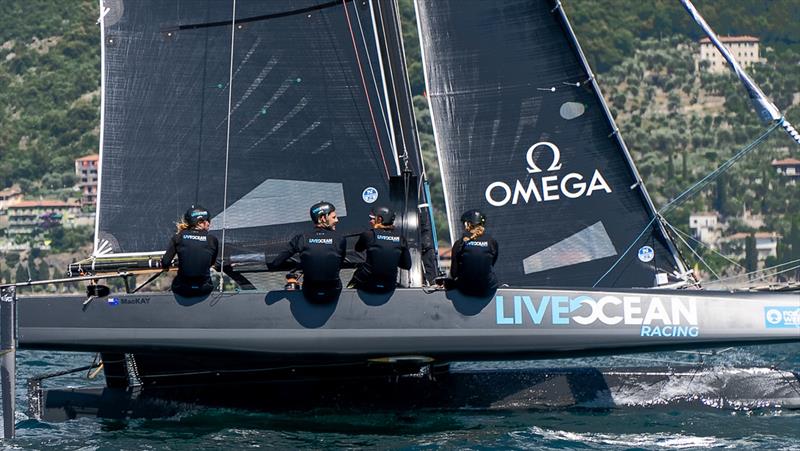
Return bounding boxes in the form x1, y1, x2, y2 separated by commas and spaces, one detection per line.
460, 209, 486, 227
183, 205, 210, 226
370, 205, 395, 226
309, 201, 336, 224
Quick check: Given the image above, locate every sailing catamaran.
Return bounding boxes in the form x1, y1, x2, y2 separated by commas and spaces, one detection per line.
1, 0, 798, 428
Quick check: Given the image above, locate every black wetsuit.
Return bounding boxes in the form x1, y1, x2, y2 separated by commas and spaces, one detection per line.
268, 227, 347, 302
349, 228, 412, 292
449, 231, 499, 296
161, 229, 219, 297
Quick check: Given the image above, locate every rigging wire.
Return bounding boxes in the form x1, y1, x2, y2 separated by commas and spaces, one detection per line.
702, 258, 800, 289
667, 223, 744, 270
664, 221, 721, 282
373, 0, 410, 170
219, 0, 238, 292
592, 120, 783, 287
351, 0, 395, 164
660, 119, 783, 216
342, 0, 391, 181
592, 216, 657, 287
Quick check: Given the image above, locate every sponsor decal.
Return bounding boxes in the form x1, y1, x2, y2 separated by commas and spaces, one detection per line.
121, 297, 150, 305
764, 306, 800, 328
638, 246, 654, 263
362, 187, 378, 203
466, 240, 489, 247
485, 141, 612, 207
308, 238, 333, 244
377, 235, 400, 242
107, 297, 150, 306
495, 294, 700, 337
183, 234, 208, 241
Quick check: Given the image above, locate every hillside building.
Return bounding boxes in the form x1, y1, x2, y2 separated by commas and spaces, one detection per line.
75, 154, 100, 208
772, 158, 800, 184
6, 200, 80, 237
699, 36, 760, 74
0, 186, 23, 211
719, 231, 779, 264
689, 211, 722, 246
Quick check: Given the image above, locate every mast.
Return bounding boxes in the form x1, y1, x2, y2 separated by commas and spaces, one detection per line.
369, 0, 438, 285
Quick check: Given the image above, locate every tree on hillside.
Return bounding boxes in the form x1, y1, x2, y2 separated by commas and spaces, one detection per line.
5, 252, 20, 269
714, 174, 736, 217
786, 216, 800, 281
37, 259, 51, 290
744, 233, 758, 278
14, 263, 28, 284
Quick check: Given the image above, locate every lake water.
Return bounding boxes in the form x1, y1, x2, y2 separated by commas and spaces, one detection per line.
2, 344, 799, 450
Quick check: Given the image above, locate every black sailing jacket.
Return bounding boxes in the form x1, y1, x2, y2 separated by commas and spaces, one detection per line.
268, 227, 347, 288
450, 231, 499, 296
161, 229, 219, 295
351, 228, 412, 291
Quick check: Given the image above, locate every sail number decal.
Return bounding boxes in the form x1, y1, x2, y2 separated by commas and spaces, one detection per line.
495, 294, 700, 337
485, 141, 612, 207
362, 187, 378, 203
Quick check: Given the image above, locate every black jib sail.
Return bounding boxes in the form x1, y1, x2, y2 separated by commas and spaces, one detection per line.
415, 0, 688, 288
96, 0, 413, 263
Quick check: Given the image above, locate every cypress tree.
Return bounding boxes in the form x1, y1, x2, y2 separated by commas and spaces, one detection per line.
15, 263, 28, 283
744, 234, 758, 278
38, 260, 51, 291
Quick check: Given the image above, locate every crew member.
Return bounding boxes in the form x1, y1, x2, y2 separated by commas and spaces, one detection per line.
268, 201, 347, 302
449, 209, 499, 296
348, 206, 411, 292
161, 205, 219, 297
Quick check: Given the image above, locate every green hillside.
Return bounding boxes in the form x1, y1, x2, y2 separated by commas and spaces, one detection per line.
0, 0, 99, 193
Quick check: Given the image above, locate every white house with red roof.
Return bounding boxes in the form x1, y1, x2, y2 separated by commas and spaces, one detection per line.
699, 36, 761, 74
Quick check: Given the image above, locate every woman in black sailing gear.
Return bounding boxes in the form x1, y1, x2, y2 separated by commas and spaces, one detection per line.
161, 205, 219, 297
348, 206, 412, 292
449, 209, 499, 296
268, 201, 347, 303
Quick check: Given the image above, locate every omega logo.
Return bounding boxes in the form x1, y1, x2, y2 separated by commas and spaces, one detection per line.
485, 141, 612, 207
526, 141, 562, 173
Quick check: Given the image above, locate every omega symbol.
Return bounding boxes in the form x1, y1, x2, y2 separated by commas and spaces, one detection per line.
526, 141, 562, 174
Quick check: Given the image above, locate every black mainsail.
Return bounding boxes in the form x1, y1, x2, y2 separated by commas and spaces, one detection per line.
96, 0, 416, 262
415, 0, 688, 288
